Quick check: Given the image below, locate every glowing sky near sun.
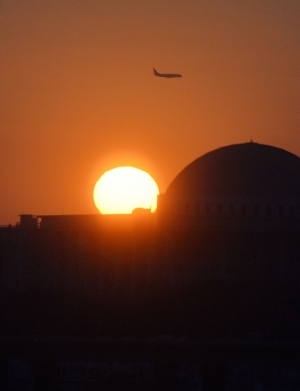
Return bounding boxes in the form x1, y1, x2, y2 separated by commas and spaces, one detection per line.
0, 0, 300, 223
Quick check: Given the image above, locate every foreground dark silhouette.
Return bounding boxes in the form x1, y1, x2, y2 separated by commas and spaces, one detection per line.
2, 142, 300, 389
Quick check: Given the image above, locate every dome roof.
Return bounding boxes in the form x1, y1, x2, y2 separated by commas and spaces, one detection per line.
165, 143, 300, 198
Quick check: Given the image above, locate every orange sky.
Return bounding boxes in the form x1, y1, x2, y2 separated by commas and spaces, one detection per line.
1, 0, 300, 224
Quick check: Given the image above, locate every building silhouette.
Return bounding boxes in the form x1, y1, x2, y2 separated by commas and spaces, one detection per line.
1, 142, 300, 339
2, 142, 300, 390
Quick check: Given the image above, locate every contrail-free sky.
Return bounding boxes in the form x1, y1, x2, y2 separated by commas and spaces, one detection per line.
1, 0, 300, 224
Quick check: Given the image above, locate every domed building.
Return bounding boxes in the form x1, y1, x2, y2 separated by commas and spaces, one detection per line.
158, 141, 300, 223
156, 142, 300, 283
152, 142, 300, 338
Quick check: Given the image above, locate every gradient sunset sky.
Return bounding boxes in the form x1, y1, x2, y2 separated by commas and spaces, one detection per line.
1, 0, 300, 224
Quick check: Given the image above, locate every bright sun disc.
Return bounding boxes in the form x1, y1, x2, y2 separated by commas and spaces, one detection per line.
93, 167, 160, 214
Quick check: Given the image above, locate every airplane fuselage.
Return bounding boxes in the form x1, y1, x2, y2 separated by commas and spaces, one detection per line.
153, 68, 182, 78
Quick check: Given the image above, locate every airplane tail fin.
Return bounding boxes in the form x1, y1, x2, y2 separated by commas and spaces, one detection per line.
153, 68, 159, 75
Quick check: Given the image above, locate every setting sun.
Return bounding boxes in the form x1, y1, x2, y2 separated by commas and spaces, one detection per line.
93, 167, 159, 214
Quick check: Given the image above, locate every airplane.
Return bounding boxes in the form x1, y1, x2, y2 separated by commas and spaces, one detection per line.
153, 68, 182, 78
